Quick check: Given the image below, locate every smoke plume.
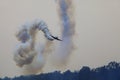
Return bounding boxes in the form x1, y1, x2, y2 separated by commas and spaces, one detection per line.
13, 0, 75, 74
52, 0, 75, 65
14, 19, 54, 74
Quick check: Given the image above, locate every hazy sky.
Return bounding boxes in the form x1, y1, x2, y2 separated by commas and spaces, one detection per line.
0, 0, 120, 77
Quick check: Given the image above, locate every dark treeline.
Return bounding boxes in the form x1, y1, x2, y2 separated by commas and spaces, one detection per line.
1, 61, 120, 80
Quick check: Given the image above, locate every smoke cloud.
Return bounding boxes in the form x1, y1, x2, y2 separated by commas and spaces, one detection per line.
14, 19, 54, 74
14, 0, 75, 75
52, 0, 75, 65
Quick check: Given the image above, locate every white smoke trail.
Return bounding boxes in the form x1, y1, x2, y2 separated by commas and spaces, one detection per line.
52, 0, 75, 65
14, 0, 75, 74
14, 19, 54, 73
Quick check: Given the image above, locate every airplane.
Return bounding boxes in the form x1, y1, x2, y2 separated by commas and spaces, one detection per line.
51, 35, 62, 41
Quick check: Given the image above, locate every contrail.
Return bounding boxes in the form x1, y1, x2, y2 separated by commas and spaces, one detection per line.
52, 0, 75, 65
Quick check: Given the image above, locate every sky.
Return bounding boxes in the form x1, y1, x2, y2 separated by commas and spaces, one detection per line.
0, 0, 120, 77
